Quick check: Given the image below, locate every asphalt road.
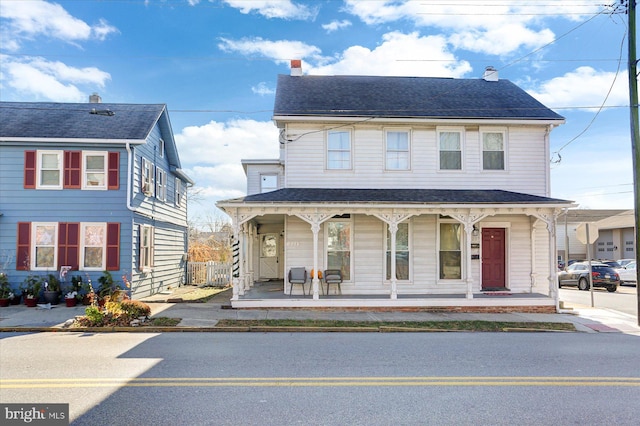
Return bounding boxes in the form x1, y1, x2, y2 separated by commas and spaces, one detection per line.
560, 285, 638, 316
1, 332, 639, 425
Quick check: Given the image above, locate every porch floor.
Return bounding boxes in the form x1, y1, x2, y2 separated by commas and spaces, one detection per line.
233, 280, 557, 312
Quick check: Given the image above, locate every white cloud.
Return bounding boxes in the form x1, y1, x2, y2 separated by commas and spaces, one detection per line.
251, 82, 275, 95
322, 19, 352, 33
309, 32, 472, 78
527, 66, 629, 111
449, 24, 555, 56
1, 55, 111, 102
218, 37, 323, 63
223, 0, 318, 20
0, 0, 118, 49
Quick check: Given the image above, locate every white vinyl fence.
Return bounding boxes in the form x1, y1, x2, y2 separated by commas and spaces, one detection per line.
187, 261, 232, 286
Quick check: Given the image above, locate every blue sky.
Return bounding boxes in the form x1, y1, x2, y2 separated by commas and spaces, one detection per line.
1, 0, 636, 225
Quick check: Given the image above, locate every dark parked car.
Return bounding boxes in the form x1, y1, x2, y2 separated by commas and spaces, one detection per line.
557, 262, 619, 292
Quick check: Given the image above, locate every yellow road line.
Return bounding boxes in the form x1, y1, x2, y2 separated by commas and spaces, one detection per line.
1, 376, 639, 389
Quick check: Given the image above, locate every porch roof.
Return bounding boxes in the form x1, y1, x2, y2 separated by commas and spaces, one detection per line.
218, 188, 573, 206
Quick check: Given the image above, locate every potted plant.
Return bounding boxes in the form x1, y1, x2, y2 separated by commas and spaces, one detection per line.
0, 273, 13, 307
20, 275, 42, 307
64, 275, 84, 307
42, 273, 61, 305
97, 271, 121, 306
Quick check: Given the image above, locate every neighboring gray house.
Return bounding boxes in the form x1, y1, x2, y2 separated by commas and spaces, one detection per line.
0, 100, 194, 298
557, 209, 636, 262
217, 63, 575, 311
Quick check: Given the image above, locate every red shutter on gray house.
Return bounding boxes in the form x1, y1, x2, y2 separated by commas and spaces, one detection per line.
24, 151, 36, 189
108, 152, 119, 190
58, 223, 80, 270
64, 151, 81, 189
106, 222, 120, 271
16, 222, 31, 270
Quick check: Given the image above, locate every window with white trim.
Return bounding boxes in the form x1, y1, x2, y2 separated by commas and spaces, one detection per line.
156, 167, 166, 201
439, 220, 462, 280
36, 150, 62, 189
385, 130, 410, 170
386, 222, 410, 280
327, 130, 351, 170
175, 177, 182, 207
260, 175, 278, 193
482, 130, 506, 170
327, 216, 351, 280
141, 158, 153, 195
32, 222, 57, 270
438, 129, 463, 170
140, 225, 154, 271
82, 151, 107, 189
80, 223, 106, 270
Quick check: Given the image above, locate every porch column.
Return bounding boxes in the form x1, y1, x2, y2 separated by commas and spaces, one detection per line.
311, 222, 320, 300
389, 222, 398, 299
238, 224, 246, 296
530, 210, 560, 309
243, 223, 251, 292
464, 223, 474, 299
247, 223, 255, 288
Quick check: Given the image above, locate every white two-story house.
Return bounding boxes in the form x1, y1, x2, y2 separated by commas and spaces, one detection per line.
217, 62, 574, 311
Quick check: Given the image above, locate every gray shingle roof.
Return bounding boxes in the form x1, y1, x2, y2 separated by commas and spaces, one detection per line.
274, 75, 564, 120
222, 188, 572, 205
0, 102, 166, 140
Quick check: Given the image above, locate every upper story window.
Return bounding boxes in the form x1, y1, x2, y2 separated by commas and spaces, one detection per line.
36, 151, 62, 189
156, 167, 167, 201
385, 130, 410, 170
438, 129, 463, 170
82, 151, 107, 189
141, 158, 153, 196
260, 175, 278, 193
327, 130, 351, 170
481, 129, 506, 170
158, 139, 165, 158
175, 177, 182, 207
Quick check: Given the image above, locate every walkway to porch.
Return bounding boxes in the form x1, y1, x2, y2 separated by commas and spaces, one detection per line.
232, 280, 557, 313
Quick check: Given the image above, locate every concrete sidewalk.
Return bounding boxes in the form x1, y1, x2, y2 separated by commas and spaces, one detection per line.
0, 286, 638, 335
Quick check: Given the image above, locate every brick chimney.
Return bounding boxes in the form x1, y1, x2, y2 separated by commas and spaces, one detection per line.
290, 59, 302, 76
483, 66, 498, 82
89, 92, 102, 103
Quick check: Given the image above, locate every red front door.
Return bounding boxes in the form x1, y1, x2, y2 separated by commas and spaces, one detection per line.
482, 228, 506, 289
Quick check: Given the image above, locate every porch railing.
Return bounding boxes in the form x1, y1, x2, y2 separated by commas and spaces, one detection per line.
187, 261, 232, 286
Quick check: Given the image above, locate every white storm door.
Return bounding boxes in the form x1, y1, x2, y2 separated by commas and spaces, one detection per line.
259, 234, 279, 279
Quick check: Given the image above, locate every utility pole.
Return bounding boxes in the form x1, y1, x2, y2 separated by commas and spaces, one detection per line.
626, 1, 640, 325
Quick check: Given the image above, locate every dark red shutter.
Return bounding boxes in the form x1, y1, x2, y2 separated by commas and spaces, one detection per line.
106, 222, 120, 271
58, 223, 80, 270
24, 151, 36, 189
108, 152, 119, 190
64, 151, 81, 189
16, 222, 31, 270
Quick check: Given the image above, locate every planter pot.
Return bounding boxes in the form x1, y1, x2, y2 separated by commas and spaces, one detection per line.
42, 290, 60, 305
65, 298, 77, 307
0, 298, 9, 307
10, 295, 21, 305
25, 297, 37, 307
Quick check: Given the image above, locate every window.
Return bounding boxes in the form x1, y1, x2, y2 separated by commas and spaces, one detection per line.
386, 222, 410, 280
386, 131, 409, 170
82, 151, 107, 189
158, 139, 165, 158
156, 167, 166, 201
31, 223, 57, 270
260, 175, 278, 193
175, 177, 182, 207
327, 130, 351, 170
439, 222, 462, 279
438, 129, 462, 170
327, 219, 351, 280
140, 225, 154, 271
36, 151, 62, 189
482, 130, 505, 170
141, 158, 153, 195
80, 223, 106, 270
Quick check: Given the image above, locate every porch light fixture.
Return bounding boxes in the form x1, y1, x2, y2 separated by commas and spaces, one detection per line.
472, 225, 479, 237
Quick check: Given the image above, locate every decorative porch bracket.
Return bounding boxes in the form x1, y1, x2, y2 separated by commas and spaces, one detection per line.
528, 209, 560, 309
372, 213, 416, 299
228, 209, 258, 301
448, 210, 491, 299
295, 212, 333, 299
